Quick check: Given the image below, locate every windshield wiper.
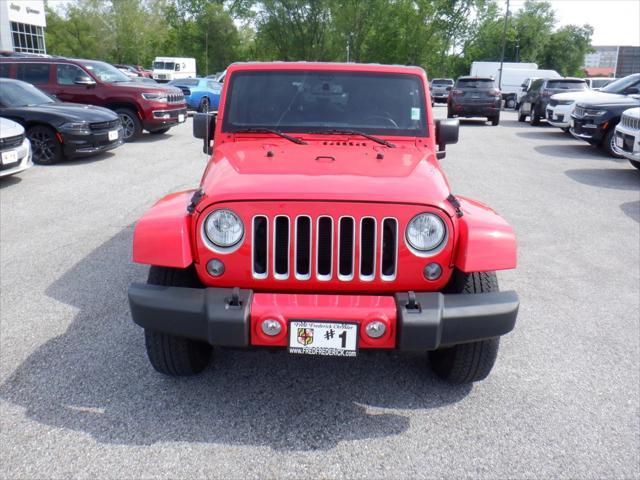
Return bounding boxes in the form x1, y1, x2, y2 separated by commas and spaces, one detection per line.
233, 128, 307, 145
309, 129, 396, 148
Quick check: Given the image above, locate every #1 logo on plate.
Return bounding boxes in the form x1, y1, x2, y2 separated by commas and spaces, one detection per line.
289, 320, 358, 357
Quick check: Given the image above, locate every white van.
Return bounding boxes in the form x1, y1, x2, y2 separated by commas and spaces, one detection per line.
152, 57, 196, 83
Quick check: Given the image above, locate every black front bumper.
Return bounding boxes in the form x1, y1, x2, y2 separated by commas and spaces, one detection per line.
128, 285, 519, 351
450, 103, 501, 117
144, 107, 188, 131
62, 127, 124, 157
570, 117, 606, 144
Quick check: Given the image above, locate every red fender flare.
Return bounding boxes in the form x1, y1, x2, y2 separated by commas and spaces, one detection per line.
132, 190, 194, 268
454, 196, 517, 272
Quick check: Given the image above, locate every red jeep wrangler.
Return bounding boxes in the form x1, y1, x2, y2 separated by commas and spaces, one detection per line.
129, 62, 519, 384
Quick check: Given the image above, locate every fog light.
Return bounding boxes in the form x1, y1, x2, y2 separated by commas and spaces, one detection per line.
261, 319, 282, 336
365, 321, 386, 339
424, 262, 442, 280
206, 259, 225, 277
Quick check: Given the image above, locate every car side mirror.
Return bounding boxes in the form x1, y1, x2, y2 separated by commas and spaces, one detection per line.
74, 76, 96, 87
193, 112, 216, 155
435, 119, 459, 160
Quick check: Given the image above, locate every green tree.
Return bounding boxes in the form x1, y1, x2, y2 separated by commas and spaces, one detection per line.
541, 25, 593, 76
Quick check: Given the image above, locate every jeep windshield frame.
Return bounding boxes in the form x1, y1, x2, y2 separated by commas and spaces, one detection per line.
221, 70, 429, 138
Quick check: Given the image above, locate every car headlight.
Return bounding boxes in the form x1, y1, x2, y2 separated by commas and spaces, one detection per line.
406, 213, 446, 251
60, 121, 91, 134
203, 209, 244, 248
583, 108, 607, 117
141, 92, 168, 102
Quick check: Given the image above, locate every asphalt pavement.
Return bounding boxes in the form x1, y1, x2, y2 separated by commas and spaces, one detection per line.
1, 109, 638, 479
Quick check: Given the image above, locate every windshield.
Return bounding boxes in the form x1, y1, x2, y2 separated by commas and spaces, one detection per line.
547, 80, 587, 90
170, 78, 198, 86
222, 70, 428, 137
456, 78, 494, 88
590, 79, 613, 89
432, 79, 453, 85
154, 61, 175, 70
80, 61, 130, 83
601, 74, 639, 93
0, 80, 55, 107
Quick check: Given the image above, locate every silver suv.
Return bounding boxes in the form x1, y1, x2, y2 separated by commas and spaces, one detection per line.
430, 78, 454, 104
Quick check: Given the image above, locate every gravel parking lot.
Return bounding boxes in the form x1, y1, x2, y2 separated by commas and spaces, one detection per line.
1, 109, 638, 479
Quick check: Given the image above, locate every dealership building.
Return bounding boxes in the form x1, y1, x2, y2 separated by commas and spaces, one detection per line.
0, 0, 47, 54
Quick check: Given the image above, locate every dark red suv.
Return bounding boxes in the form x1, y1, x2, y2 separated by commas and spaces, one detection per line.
0, 56, 187, 141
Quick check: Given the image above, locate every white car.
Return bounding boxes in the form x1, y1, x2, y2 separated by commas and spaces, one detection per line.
613, 107, 640, 170
0, 117, 32, 178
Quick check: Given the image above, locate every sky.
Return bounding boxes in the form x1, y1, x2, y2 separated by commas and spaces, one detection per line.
507, 0, 640, 46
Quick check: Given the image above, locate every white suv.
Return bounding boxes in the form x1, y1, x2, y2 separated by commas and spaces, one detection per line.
614, 107, 640, 170
0, 117, 32, 178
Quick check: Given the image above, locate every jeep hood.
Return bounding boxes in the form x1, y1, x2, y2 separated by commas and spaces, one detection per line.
199, 140, 454, 212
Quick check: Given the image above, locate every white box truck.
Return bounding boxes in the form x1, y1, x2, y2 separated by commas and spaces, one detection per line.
470, 61, 560, 109
152, 57, 197, 83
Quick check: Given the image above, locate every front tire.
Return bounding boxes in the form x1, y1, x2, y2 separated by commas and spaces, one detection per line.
27, 125, 63, 164
143, 266, 212, 376
530, 105, 541, 126
199, 97, 210, 113
429, 271, 501, 384
115, 107, 142, 141
490, 115, 500, 126
518, 106, 526, 122
602, 128, 623, 158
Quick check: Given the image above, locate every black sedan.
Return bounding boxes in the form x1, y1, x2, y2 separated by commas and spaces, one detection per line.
570, 78, 640, 157
0, 78, 123, 164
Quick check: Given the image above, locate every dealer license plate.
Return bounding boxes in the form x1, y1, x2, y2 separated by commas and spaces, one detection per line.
178, 114, 185, 123
1, 150, 18, 165
615, 135, 623, 148
108, 130, 118, 141
288, 321, 358, 357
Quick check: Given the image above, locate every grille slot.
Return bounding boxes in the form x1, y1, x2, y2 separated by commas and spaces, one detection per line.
338, 217, 355, 280
252, 216, 268, 278
273, 216, 290, 279
295, 216, 312, 279
316, 217, 333, 280
0, 133, 24, 150
621, 113, 640, 130
381, 218, 398, 280
574, 106, 585, 117
359, 217, 376, 280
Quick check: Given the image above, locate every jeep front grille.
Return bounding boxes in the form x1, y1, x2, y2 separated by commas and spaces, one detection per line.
621, 113, 640, 130
252, 215, 398, 282
574, 106, 585, 118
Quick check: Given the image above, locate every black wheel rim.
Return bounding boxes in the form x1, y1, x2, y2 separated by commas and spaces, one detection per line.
201, 98, 209, 113
119, 113, 135, 139
29, 130, 57, 162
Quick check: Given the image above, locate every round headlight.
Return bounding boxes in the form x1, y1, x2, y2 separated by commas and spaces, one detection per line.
204, 209, 244, 247
406, 213, 446, 251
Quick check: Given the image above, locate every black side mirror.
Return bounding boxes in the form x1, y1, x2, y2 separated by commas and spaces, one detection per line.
73, 76, 96, 87
193, 112, 216, 154
435, 119, 459, 160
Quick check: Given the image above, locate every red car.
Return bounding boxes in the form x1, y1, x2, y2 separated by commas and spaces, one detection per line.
128, 62, 519, 384
0, 56, 187, 141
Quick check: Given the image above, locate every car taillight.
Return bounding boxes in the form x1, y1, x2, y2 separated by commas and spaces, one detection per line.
451, 89, 463, 97
541, 90, 552, 97
489, 88, 501, 97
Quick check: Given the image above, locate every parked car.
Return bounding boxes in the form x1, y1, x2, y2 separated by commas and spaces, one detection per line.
547, 74, 640, 132
518, 78, 587, 125
128, 62, 519, 384
0, 117, 32, 177
0, 78, 123, 164
447, 76, 501, 125
429, 78, 454, 104
168, 77, 222, 112
114, 64, 139, 79
0, 56, 187, 141
585, 77, 616, 90
613, 107, 640, 169
571, 89, 640, 157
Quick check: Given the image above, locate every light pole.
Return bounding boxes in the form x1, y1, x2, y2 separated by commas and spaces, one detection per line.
498, 0, 510, 90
